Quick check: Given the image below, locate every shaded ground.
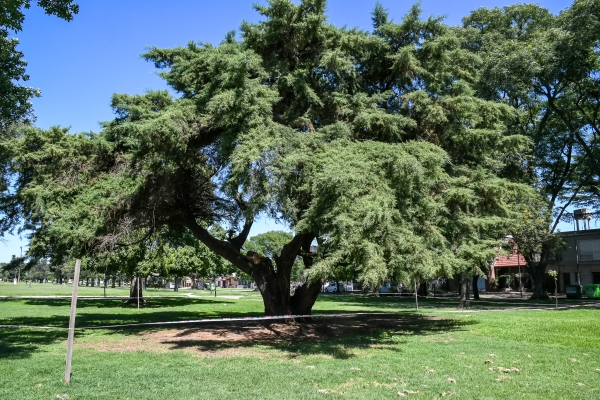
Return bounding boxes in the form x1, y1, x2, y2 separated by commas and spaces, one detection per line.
75, 314, 470, 360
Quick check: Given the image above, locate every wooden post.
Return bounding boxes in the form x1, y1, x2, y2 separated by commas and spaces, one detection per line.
414, 280, 419, 311
65, 259, 81, 383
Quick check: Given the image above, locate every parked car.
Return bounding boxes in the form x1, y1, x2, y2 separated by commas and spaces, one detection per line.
325, 284, 339, 292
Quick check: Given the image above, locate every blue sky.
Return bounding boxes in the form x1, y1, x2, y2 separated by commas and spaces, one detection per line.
1, 0, 572, 261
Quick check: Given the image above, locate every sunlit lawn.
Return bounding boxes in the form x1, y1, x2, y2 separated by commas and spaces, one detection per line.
0, 281, 243, 297
0, 285, 599, 399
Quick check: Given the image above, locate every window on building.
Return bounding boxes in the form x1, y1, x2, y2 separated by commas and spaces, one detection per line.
579, 239, 600, 261
592, 272, 600, 285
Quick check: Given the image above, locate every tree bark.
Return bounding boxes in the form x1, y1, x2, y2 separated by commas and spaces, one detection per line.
528, 261, 549, 300
290, 235, 321, 321
417, 282, 428, 296
472, 275, 480, 300
125, 277, 144, 304
111, 276, 116, 288
183, 218, 319, 319
252, 258, 292, 316
459, 273, 471, 307
290, 280, 322, 320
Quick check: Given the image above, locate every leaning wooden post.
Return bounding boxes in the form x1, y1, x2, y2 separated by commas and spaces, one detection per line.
65, 258, 81, 383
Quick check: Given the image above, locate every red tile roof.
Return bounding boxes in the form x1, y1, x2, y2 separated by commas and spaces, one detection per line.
493, 248, 526, 268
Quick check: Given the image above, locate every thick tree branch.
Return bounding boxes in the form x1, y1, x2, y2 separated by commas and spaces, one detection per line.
228, 217, 254, 251
550, 186, 581, 234
273, 232, 312, 274
181, 217, 253, 276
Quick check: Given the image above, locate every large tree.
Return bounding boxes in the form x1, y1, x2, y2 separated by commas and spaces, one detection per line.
5, 0, 531, 315
462, 0, 600, 298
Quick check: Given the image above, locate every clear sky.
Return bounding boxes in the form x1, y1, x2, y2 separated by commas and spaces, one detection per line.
1, 0, 574, 262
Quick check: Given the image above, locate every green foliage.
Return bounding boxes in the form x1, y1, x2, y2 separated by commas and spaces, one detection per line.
463, 1, 600, 233
244, 230, 305, 281
3, 0, 539, 301
244, 231, 293, 259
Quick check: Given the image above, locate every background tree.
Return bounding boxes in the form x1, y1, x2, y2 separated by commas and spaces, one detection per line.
462, 0, 600, 298
244, 231, 305, 282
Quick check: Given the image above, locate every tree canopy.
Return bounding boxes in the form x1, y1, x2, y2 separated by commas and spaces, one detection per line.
462, 0, 600, 297
2, 0, 568, 313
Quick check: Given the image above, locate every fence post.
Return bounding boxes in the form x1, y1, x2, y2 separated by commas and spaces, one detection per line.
64, 259, 81, 383
414, 280, 419, 311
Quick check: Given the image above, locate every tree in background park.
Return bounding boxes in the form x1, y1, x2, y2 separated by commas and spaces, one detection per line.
244, 231, 305, 282
2, 0, 543, 315
462, 0, 600, 299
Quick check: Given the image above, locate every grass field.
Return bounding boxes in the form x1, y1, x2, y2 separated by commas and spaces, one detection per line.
0, 282, 207, 297
1, 283, 599, 399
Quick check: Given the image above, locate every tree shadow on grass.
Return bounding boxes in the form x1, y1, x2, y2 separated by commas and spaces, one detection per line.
0, 311, 475, 361
104, 314, 476, 360
10, 296, 231, 309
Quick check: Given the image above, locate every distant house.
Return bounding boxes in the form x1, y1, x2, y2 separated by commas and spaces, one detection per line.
490, 242, 527, 286
548, 228, 600, 291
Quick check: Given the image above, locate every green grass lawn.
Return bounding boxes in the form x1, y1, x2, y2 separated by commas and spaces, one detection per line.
0, 287, 599, 399
0, 281, 248, 297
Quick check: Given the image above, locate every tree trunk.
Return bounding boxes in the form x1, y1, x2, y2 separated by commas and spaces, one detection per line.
183, 219, 321, 320
528, 261, 549, 300
417, 282, 428, 296
459, 273, 470, 307
289, 236, 322, 321
290, 279, 322, 320
174, 276, 179, 292
91, 277, 95, 286
125, 277, 144, 305
472, 275, 480, 300
253, 260, 292, 316
111, 276, 116, 288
